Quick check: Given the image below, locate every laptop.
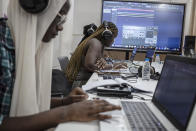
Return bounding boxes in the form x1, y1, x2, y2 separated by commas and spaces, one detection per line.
100, 55, 196, 131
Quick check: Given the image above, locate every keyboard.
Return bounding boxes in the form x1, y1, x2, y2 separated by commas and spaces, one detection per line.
100, 74, 122, 80
121, 101, 167, 131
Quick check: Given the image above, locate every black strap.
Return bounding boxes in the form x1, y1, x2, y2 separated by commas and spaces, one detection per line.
0, 17, 7, 21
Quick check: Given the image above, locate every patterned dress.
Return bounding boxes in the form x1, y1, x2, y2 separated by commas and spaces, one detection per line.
0, 18, 15, 124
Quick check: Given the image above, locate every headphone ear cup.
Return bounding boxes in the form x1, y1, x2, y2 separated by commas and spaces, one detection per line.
19, 0, 49, 14
102, 29, 113, 40
102, 21, 113, 40
87, 27, 94, 36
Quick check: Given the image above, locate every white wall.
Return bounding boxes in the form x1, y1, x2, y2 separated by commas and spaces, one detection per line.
71, 0, 194, 52
71, 0, 102, 52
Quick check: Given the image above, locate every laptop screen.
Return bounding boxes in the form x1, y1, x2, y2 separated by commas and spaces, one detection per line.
152, 55, 196, 130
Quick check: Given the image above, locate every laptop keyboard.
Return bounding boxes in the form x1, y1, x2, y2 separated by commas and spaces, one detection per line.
121, 101, 167, 131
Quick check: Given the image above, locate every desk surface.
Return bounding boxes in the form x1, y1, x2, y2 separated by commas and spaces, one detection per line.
55, 62, 196, 131
56, 80, 158, 131
55, 62, 160, 131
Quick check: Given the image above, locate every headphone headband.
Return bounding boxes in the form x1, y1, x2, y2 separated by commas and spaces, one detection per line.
19, 0, 49, 14
103, 21, 109, 28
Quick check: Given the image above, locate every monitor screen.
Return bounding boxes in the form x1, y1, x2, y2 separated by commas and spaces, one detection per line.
153, 55, 196, 130
102, 0, 185, 53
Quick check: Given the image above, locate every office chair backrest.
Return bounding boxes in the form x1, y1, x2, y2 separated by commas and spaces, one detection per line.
58, 56, 69, 71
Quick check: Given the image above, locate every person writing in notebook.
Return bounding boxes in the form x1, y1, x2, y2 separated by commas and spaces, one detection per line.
65, 21, 127, 87
0, 0, 121, 130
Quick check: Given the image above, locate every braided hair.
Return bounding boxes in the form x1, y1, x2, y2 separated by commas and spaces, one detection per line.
65, 21, 118, 82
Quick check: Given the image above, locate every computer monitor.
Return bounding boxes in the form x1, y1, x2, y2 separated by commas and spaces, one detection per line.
102, 0, 185, 54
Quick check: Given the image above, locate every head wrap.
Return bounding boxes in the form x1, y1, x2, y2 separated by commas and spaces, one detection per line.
7, 0, 67, 116
0, 0, 9, 17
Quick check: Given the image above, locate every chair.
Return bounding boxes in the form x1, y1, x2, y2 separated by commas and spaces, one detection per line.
58, 56, 69, 72
51, 69, 72, 97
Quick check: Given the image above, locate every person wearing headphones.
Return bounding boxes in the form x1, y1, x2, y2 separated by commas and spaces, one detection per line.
65, 21, 127, 87
0, 0, 121, 130
78, 23, 98, 45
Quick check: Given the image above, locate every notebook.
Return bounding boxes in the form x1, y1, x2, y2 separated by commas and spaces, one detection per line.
100, 55, 196, 131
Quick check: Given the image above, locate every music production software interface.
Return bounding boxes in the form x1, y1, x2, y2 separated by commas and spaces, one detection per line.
102, 1, 185, 52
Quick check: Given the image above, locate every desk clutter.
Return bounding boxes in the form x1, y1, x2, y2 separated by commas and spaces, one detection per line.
98, 55, 196, 131
96, 85, 132, 98
99, 73, 137, 80
83, 77, 153, 100
82, 60, 163, 99
56, 55, 196, 131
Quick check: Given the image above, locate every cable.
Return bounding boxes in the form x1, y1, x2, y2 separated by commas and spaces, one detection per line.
130, 62, 140, 67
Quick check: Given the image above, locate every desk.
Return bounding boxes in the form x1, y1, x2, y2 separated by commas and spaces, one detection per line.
56, 78, 158, 131
55, 60, 196, 131
55, 62, 161, 131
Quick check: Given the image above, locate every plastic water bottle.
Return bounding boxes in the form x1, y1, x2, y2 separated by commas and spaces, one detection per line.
155, 54, 161, 64
142, 58, 150, 80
